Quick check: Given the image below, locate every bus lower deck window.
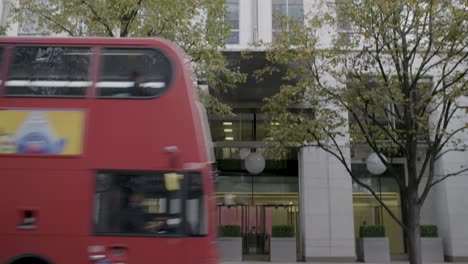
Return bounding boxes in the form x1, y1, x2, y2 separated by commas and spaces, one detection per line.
93, 171, 184, 236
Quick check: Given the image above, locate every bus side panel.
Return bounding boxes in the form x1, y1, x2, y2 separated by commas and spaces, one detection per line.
0, 169, 93, 261
186, 237, 219, 264
0, 169, 92, 235
84, 236, 193, 264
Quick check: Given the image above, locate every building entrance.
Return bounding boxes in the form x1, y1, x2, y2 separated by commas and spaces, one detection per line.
217, 203, 299, 261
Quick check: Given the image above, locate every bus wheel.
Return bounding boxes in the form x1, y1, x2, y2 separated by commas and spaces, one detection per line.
10, 256, 50, 264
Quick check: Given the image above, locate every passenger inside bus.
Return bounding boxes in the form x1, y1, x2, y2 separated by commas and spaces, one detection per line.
109, 71, 147, 97
129, 71, 147, 96
119, 188, 172, 234
119, 189, 147, 233
94, 172, 191, 236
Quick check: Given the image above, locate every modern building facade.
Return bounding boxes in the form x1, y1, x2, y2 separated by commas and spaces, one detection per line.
212, 0, 468, 262
1, 0, 467, 262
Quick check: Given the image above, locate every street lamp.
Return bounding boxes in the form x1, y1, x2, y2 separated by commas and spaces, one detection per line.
244, 151, 265, 205
365, 152, 387, 225
245, 152, 265, 175
366, 152, 387, 175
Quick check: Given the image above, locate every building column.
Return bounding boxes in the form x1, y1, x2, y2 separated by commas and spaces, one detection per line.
434, 152, 468, 262
299, 146, 356, 262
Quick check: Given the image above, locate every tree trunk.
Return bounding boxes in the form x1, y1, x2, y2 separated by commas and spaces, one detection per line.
406, 190, 422, 264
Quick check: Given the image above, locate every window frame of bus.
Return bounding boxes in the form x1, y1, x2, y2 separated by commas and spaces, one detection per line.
4, 45, 94, 98
92, 170, 206, 238
184, 170, 207, 237
0, 46, 5, 96
96, 47, 175, 100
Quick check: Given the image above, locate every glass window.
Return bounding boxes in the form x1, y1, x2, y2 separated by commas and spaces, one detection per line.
272, 0, 304, 40
272, 0, 288, 30
209, 109, 312, 142
210, 112, 254, 141
5, 46, 92, 97
335, 0, 352, 31
0, 46, 4, 88
93, 171, 184, 236
97, 48, 173, 98
225, 0, 240, 44
351, 163, 404, 254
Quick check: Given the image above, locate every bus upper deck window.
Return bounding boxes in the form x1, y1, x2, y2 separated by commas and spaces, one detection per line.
5, 46, 92, 97
97, 48, 173, 98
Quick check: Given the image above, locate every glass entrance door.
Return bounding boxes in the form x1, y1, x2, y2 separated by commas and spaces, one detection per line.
216, 204, 269, 260
216, 203, 299, 261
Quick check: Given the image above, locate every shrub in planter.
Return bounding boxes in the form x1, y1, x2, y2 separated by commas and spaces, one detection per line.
218, 225, 241, 237
359, 225, 385, 237
272, 225, 294, 237
217, 225, 242, 261
421, 225, 438, 237
420, 225, 443, 262
271, 225, 296, 262
357, 225, 390, 263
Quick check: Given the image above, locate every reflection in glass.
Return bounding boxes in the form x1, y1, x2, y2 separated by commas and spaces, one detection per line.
351, 163, 404, 254
6, 46, 92, 97
272, 0, 304, 40
210, 112, 275, 142
98, 48, 172, 98
225, 0, 240, 44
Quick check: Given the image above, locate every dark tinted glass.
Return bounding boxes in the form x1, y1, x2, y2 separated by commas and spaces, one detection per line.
97, 48, 173, 98
6, 46, 92, 97
93, 171, 184, 236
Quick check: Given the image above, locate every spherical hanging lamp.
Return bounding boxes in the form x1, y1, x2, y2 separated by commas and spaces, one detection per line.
245, 152, 266, 175
366, 152, 387, 175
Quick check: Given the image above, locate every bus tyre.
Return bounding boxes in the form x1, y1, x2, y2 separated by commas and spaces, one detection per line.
10, 257, 50, 264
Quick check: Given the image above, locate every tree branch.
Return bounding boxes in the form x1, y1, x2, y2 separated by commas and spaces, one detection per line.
436, 145, 468, 161
436, 126, 468, 159
120, 0, 144, 37
347, 88, 406, 150
23, 7, 75, 36
307, 127, 407, 230
429, 167, 468, 189
418, 153, 436, 205
80, 0, 114, 37
416, 144, 435, 184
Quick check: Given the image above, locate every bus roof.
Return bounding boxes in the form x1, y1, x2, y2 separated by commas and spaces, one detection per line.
0, 37, 186, 56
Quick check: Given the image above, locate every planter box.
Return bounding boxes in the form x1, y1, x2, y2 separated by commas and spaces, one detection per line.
357, 237, 390, 263
270, 237, 296, 262
422, 237, 444, 262
217, 237, 242, 262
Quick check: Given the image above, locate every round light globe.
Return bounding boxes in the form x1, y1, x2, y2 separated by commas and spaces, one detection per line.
366, 152, 387, 175
245, 152, 266, 175
239, 148, 251, 160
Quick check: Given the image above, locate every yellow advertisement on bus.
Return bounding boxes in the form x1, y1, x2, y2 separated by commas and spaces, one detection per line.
0, 109, 84, 155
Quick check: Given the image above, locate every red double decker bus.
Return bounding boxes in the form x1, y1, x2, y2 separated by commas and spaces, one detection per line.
0, 37, 218, 264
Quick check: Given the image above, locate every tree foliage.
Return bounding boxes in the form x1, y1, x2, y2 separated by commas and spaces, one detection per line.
262, 0, 467, 263
7, 0, 244, 115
